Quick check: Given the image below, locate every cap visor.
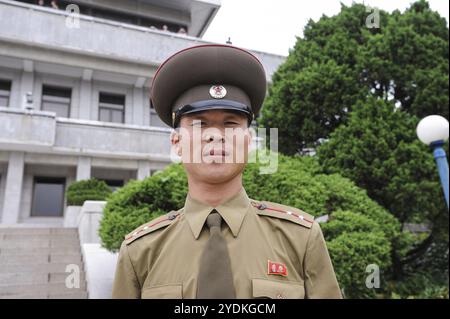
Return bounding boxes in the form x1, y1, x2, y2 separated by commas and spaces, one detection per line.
173, 100, 253, 127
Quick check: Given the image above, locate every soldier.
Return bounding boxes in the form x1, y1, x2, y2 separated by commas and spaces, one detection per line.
112, 44, 342, 299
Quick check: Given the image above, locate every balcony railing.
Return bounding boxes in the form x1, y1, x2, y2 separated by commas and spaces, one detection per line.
0, 107, 172, 161
0, 0, 285, 78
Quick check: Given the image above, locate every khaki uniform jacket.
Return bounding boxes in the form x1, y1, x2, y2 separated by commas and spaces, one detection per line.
112, 187, 342, 299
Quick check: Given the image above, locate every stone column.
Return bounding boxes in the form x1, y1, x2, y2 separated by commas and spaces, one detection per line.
137, 160, 151, 180
2, 152, 25, 224
76, 157, 92, 181
19, 63, 34, 110
79, 70, 93, 120
132, 86, 144, 126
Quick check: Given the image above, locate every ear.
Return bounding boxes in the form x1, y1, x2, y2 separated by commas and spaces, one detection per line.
170, 129, 182, 156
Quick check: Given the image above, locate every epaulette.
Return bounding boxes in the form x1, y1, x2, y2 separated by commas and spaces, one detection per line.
251, 200, 314, 229
124, 210, 182, 245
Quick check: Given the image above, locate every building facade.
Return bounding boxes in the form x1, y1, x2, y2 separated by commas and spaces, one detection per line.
0, 0, 285, 227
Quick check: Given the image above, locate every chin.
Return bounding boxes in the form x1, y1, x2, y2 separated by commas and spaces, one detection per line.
186, 163, 244, 184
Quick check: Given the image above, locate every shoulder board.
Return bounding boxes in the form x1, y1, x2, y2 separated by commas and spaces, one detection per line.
251, 200, 314, 229
124, 210, 182, 245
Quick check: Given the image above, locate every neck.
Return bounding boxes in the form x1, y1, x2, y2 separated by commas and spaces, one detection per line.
187, 174, 243, 207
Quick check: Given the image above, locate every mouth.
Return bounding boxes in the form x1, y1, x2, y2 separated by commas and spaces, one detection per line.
203, 148, 230, 157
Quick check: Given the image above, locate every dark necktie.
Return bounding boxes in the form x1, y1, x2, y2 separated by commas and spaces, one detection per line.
197, 210, 236, 299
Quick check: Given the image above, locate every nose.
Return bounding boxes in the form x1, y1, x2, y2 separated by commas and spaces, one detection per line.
203, 131, 225, 143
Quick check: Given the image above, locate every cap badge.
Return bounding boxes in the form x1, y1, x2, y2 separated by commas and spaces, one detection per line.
209, 85, 227, 99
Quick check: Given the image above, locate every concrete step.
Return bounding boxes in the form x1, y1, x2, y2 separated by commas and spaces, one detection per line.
0, 282, 87, 297
0, 291, 88, 299
0, 228, 78, 235
2, 235, 78, 241
0, 247, 82, 255
0, 272, 86, 285
0, 262, 84, 273
0, 272, 48, 285
50, 272, 86, 284
0, 254, 82, 264
48, 291, 89, 299
2, 233, 79, 241
0, 240, 82, 249
0, 227, 88, 299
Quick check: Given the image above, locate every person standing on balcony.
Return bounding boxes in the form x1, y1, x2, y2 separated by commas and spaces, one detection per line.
36, 0, 58, 9
50, 0, 59, 9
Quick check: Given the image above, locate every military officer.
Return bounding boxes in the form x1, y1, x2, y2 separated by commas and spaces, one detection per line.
112, 44, 342, 299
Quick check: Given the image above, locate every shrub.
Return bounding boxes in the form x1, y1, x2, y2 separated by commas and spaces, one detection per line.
66, 179, 112, 206
99, 165, 187, 251
387, 271, 449, 299
99, 153, 399, 298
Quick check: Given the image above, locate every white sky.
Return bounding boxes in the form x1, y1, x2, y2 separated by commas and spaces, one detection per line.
203, 0, 450, 56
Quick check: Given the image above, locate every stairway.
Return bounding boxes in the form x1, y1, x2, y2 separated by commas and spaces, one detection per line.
0, 228, 88, 299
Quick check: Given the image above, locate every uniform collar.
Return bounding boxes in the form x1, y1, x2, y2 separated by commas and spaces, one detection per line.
183, 187, 251, 239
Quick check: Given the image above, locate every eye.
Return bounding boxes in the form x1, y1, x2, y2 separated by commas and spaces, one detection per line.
225, 121, 239, 126
191, 121, 206, 127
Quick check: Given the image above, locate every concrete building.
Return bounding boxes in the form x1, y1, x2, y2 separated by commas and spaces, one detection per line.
0, 0, 285, 226
0, 0, 285, 298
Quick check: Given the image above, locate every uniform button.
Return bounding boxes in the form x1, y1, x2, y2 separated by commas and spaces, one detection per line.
276, 293, 284, 299
143, 226, 149, 230
258, 203, 267, 210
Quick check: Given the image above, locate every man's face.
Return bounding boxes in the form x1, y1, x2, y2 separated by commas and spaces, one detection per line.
171, 109, 253, 184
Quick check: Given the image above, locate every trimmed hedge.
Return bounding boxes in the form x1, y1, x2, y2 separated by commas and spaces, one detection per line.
99, 153, 400, 298
66, 179, 113, 206
99, 166, 187, 251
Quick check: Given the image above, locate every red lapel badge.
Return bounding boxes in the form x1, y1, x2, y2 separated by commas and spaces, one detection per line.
267, 260, 288, 277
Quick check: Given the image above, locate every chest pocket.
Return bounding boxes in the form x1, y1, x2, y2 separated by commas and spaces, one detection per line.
252, 278, 305, 299
141, 284, 183, 299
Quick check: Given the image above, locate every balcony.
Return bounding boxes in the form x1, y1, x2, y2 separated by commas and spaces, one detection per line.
0, 0, 285, 79
0, 107, 172, 161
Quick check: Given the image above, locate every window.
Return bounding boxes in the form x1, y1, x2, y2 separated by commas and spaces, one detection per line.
41, 85, 72, 118
99, 93, 125, 123
150, 109, 168, 127
31, 177, 66, 217
149, 100, 168, 127
0, 79, 11, 107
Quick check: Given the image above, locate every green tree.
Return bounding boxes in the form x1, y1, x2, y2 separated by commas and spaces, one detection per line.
100, 154, 400, 298
359, 1, 449, 118
316, 97, 449, 280
261, 1, 448, 155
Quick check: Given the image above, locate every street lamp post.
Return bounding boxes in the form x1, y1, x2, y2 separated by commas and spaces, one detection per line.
416, 115, 449, 209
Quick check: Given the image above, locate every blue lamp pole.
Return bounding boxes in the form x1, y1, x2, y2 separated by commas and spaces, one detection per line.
417, 115, 449, 209
430, 141, 449, 208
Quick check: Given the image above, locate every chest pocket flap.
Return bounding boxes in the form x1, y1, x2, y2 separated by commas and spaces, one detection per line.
252, 278, 305, 299
141, 284, 183, 299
